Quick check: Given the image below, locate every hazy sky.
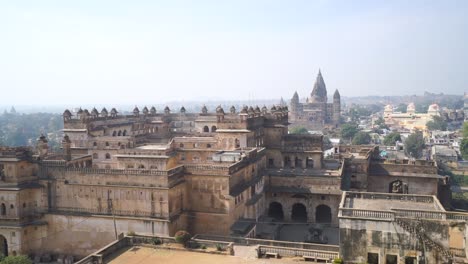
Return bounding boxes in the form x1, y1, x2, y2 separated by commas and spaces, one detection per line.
1, 0, 467, 106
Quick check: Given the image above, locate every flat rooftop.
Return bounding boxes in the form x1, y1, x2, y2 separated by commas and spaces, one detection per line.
106, 246, 298, 264
342, 192, 444, 211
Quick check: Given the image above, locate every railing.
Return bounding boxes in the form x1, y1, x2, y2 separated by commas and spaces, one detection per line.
446, 212, 468, 221
192, 234, 340, 252
45, 207, 169, 219
392, 209, 446, 220
345, 191, 435, 204
339, 208, 394, 220
257, 245, 339, 260
41, 165, 184, 177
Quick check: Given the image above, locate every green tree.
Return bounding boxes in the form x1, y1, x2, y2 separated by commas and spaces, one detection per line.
352, 132, 371, 145
341, 123, 359, 140
383, 132, 401, 146
289, 127, 309, 134
404, 132, 425, 158
463, 122, 468, 138
426, 116, 447, 131
0, 255, 32, 264
374, 117, 388, 129
461, 138, 468, 160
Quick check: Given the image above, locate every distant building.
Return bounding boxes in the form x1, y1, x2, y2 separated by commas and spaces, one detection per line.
289, 70, 341, 129
384, 103, 440, 132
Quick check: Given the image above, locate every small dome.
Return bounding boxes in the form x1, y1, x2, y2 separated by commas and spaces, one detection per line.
150, 106, 157, 114
271, 105, 277, 112
77, 108, 83, 114
110, 108, 118, 114
63, 109, 72, 117
180, 106, 186, 113
201, 105, 208, 114
254, 106, 261, 113
216, 105, 224, 114
133, 106, 140, 114
142, 106, 149, 114
240, 106, 248, 114
164, 106, 170, 114
384, 105, 393, 111
230, 106, 236, 114
91, 107, 99, 116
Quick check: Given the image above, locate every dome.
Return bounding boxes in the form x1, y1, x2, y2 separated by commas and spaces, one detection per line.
384, 105, 393, 112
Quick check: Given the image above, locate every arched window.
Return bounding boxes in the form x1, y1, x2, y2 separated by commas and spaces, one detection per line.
105, 153, 111, 159
123, 130, 127, 136
93, 153, 98, 159
118, 130, 122, 136
22, 203, 26, 208
211, 126, 217, 132
207, 144, 211, 148
112, 131, 116, 137
105, 142, 109, 147
1, 203, 5, 215
203, 126, 209, 132
138, 164, 145, 169
10, 204, 14, 209
179, 143, 184, 148
93, 142, 97, 147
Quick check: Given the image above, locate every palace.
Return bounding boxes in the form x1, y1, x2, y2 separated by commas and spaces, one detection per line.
289, 70, 341, 130
0, 104, 466, 264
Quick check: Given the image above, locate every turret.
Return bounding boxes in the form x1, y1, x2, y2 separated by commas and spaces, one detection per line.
62, 134, 72, 161
36, 134, 49, 159
333, 89, 341, 124
291, 91, 299, 112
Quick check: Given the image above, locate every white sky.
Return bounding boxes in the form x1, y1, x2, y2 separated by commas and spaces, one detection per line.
0, 0, 467, 106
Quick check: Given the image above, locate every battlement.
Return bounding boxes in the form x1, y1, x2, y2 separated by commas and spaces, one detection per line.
0, 146, 33, 161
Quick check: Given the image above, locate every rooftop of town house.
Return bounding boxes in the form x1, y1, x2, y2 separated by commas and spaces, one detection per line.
341, 191, 444, 212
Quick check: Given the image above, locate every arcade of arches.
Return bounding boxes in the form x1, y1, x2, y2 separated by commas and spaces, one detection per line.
267, 201, 334, 224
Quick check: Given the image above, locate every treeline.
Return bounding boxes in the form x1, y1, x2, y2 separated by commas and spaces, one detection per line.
0, 111, 63, 150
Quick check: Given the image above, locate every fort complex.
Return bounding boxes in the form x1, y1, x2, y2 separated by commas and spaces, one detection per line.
0, 101, 467, 263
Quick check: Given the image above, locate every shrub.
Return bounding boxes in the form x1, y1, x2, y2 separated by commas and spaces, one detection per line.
174, 230, 191, 246
332, 257, 343, 264
127, 230, 136, 236
151, 237, 162, 245
201, 245, 207, 250
216, 244, 223, 251
1, 255, 33, 264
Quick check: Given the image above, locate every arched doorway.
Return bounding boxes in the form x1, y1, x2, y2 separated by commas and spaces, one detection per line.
268, 202, 284, 221
315, 205, 332, 223
291, 203, 307, 222
0, 235, 8, 257
203, 126, 209, 132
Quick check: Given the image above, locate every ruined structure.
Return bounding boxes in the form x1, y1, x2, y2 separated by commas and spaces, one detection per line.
0, 105, 465, 263
289, 70, 341, 130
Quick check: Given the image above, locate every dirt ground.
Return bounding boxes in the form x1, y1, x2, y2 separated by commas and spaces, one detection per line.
106, 246, 300, 264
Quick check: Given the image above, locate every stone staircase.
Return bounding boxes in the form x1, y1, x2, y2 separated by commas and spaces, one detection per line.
395, 217, 453, 260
